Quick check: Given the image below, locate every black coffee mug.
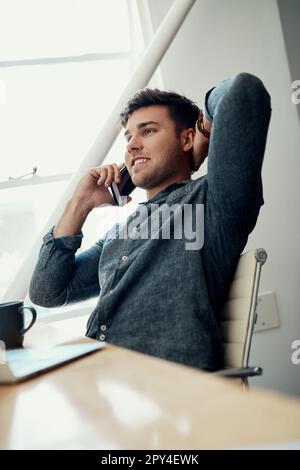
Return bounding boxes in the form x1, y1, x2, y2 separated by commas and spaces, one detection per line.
0, 301, 37, 349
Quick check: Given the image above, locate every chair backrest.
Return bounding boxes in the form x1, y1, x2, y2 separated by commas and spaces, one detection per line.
221, 248, 267, 369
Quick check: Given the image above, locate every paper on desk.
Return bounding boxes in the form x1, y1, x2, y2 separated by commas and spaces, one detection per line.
1, 342, 106, 383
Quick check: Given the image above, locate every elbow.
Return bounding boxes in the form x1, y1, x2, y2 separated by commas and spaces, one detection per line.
234, 72, 271, 109
28, 282, 43, 306
29, 283, 66, 308
28, 292, 55, 308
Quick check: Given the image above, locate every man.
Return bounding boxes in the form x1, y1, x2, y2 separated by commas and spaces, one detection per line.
29, 73, 271, 371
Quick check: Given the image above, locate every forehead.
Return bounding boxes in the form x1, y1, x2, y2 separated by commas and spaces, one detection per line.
125, 105, 173, 130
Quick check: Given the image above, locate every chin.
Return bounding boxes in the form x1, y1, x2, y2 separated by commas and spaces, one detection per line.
131, 171, 150, 186
133, 176, 155, 190
132, 179, 150, 190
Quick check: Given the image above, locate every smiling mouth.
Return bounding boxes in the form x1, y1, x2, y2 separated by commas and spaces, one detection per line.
132, 158, 150, 168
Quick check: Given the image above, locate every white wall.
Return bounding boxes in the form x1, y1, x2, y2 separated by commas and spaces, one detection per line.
148, 0, 300, 396
278, 0, 300, 120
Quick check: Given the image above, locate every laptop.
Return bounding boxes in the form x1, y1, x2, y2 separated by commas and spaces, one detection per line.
0, 341, 106, 384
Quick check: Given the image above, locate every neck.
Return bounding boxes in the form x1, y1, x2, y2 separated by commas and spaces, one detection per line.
146, 171, 191, 200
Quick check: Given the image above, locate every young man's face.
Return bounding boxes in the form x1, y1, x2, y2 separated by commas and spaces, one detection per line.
124, 105, 193, 199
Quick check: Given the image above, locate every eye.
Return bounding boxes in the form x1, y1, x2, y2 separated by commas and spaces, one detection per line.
143, 128, 155, 136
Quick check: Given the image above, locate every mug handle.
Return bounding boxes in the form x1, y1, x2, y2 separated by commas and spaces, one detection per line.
20, 306, 37, 334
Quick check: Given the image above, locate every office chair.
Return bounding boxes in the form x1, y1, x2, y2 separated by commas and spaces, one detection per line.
215, 248, 267, 389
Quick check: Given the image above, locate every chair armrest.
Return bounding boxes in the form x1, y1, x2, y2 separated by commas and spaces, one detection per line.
214, 366, 263, 379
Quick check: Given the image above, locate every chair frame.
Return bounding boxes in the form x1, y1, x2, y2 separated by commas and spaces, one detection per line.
215, 248, 267, 389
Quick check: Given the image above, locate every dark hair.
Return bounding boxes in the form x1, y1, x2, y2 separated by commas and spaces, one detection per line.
119, 88, 200, 136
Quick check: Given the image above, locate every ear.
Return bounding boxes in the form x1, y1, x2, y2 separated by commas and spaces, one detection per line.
181, 128, 195, 152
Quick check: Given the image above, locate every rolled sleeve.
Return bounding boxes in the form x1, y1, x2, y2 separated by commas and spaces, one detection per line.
43, 225, 83, 249
204, 78, 234, 123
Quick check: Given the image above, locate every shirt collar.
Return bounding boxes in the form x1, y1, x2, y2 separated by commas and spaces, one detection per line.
139, 180, 189, 206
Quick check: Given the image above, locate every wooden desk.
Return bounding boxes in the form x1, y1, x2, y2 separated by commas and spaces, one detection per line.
0, 320, 300, 450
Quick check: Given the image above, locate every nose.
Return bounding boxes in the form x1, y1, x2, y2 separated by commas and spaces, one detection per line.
126, 135, 143, 154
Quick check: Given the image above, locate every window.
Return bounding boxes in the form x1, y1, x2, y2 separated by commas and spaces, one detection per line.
0, 0, 150, 319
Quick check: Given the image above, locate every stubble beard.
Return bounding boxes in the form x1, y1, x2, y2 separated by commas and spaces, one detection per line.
133, 146, 183, 191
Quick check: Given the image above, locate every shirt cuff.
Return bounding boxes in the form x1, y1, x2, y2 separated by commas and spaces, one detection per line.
204, 77, 234, 123
204, 86, 215, 123
42, 225, 83, 250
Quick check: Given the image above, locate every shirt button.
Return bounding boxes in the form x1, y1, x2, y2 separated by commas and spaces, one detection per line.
121, 255, 128, 261
100, 325, 107, 332
98, 334, 106, 341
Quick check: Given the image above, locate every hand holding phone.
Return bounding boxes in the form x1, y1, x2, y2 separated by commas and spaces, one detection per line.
110, 164, 136, 206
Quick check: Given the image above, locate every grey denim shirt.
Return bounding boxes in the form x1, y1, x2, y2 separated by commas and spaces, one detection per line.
29, 73, 271, 371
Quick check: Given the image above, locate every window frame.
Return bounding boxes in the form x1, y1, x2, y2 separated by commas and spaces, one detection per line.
1, 0, 164, 323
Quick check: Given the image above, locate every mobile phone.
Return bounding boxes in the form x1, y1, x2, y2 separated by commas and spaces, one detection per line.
110, 164, 136, 206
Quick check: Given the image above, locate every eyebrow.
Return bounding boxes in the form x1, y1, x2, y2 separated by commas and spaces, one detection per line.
124, 120, 160, 138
